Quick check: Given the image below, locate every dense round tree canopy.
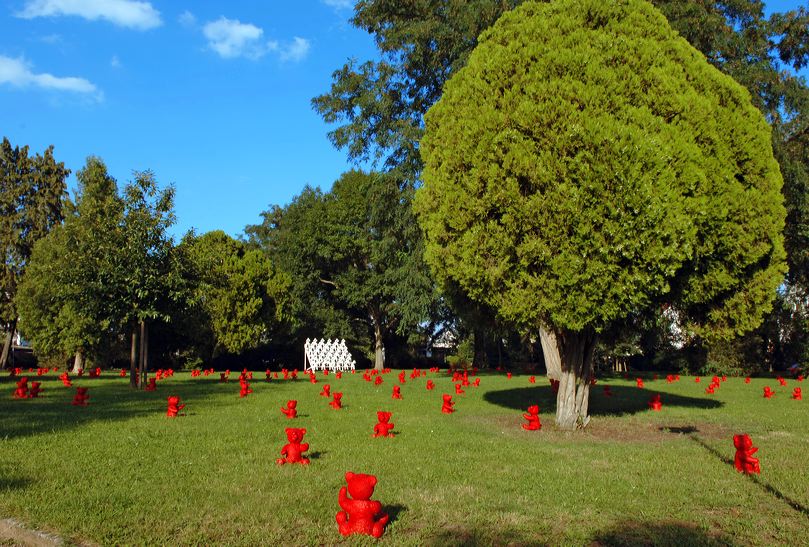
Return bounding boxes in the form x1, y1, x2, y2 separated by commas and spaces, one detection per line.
415, 0, 787, 341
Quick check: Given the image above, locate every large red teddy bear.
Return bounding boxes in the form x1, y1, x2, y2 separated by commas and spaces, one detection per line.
330, 392, 343, 409
336, 472, 389, 538
521, 405, 541, 431
441, 394, 454, 414
391, 385, 402, 399
276, 428, 310, 465
167, 396, 186, 417
12, 378, 29, 399
72, 387, 90, 406
28, 381, 42, 398
733, 434, 760, 474
281, 400, 298, 418
373, 412, 395, 437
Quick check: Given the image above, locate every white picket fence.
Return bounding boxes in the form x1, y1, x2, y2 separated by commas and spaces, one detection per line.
304, 338, 356, 372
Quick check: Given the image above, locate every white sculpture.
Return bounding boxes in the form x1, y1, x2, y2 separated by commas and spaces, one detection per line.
304, 338, 356, 372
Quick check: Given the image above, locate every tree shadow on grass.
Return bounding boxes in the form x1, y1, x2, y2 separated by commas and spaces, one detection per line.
0, 376, 257, 440
0, 476, 31, 492
483, 386, 721, 417
590, 519, 736, 546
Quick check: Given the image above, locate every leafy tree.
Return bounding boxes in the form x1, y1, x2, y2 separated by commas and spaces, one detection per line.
178, 230, 291, 357
251, 170, 434, 369
0, 137, 69, 368
415, 0, 787, 429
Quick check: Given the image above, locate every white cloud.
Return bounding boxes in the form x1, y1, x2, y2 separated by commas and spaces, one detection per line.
178, 10, 196, 28
17, 0, 162, 30
0, 55, 101, 99
279, 37, 310, 62
322, 0, 353, 9
203, 16, 267, 59
110, 55, 121, 68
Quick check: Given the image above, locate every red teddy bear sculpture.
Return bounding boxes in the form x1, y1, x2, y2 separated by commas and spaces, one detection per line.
336, 472, 389, 538
59, 372, 72, 387
398, 371, 406, 384
72, 387, 90, 406
330, 392, 343, 409
454, 383, 465, 395
320, 384, 331, 397
391, 385, 402, 399
276, 428, 310, 465
792, 387, 802, 400
167, 396, 186, 417
441, 394, 454, 414
373, 411, 395, 437
648, 394, 662, 411
239, 380, 252, 398
374, 376, 383, 386
28, 381, 42, 398
281, 400, 298, 418
763, 386, 775, 399
12, 378, 29, 399
733, 434, 760, 474
426, 380, 435, 390
521, 405, 541, 431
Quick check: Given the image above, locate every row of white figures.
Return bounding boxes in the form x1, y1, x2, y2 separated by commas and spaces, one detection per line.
304, 338, 357, 372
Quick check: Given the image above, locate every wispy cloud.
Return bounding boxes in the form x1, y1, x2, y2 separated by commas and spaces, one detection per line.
202, 17, 310, 63
110, 55, 121, 68
0, 55, 101, 100
322, 0, 353, 9
17, 0, 162, 30
178, 10, 196, 28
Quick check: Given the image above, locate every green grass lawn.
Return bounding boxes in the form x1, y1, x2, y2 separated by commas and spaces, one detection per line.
1, 368, 807, 545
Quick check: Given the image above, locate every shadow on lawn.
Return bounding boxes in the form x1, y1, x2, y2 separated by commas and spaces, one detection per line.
0, 377, 257, 440
0, 475, 32, 492
424, 525, 550, 546
590, 519, 736, 546
484, 385, 722, 416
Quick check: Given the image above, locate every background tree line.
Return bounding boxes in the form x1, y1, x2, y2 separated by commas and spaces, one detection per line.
2, 0, 807, 380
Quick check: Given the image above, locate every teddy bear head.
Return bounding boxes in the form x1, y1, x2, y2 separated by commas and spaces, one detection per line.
285, 428, 306, 443
377, 411, 391, 423
76, 387, 88, 395
527, 405, 539, 415
442, 394, 452, 403
345, 471, 377, 500
333, 392, 343, 400
286, 400, 297, 409
168, 396, 181, 406
733, 434, 752, 450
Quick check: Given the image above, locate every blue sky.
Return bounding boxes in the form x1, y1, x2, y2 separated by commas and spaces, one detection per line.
0, 0, 806, 240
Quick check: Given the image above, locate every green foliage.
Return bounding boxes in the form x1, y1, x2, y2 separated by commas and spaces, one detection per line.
0, 137, 69, 328
178, 230, 291, 356
446, 336, 474, 369
416, 0, 786, 342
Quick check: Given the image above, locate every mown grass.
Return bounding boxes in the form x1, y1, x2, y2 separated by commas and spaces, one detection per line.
0, 368, 807, 546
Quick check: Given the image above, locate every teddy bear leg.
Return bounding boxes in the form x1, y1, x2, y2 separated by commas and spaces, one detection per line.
372, 514, 389, 538
275, 458, 286, 465
300, 457, 310, 465
336, 511, 351, 535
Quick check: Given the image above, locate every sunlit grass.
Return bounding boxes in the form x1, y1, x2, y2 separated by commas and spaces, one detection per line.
1, 369, 807, 545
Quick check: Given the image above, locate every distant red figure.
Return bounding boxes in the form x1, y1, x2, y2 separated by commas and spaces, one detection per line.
266, 369, 272, 381
763, 386, 775, 399
191, 369, 201, 377
167, 396, 186, 417
778, 377, 787, 387
119, 369, 127, 377
330, 392, 343, 409
426, 380, 435, 390
798, 375, 804, 382
410, 369, 419, 380
636, 378, 644, 389
648, 394, 662, 411
321, 384, 331, 397
373, 411, 395, 437
336, 472, 389, 538
528, 376, 536, 384
745, 377, 751, 384
733, 434, 760, 474
336, 372, 343, 379
441, 394, 454, 414
454, 383, 465, 395
291, 370, 298, 380
374, 376, 383, 386
12, 378, 29, 399
310, 373, 318, 384
281, 400, 298, 418
721, 375, 727, 382
653, 374, 659, 380
398, 371, 406, 384
392, 385, 402, 399
59, 372, 72, 387
695, 377, 701, 383
507, 372, 512, 379
145, 378, 157, 391
705, 385, 715, 394
76, 369, 84, 377
521, 405, 541, 431
72, 387, 89, 406
323, 369, 330, 376
473, 378, 480, 387
363, 371, 371, 382
28, 381, 42, 398
239, 380, 253, 398
282, 369, 290, 380
550, 378, 560, 395
792, 387, 802, 400
156, 370, 164, 381
220, 373, 228, 383
276, 428, 310, 465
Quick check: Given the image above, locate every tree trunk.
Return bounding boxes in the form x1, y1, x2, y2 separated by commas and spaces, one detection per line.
555, 327, 597, 431
72, 349, 84, 374
138, 319, 149, 389
130, 328, 139, 388
373, 320, 385, 371
540, 327, 562, 380
473, 328, 487, 368
0, 320, 15, 369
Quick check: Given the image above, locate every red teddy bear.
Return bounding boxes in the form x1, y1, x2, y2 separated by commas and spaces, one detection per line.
145, 377, 157, 391
167, 396, 186, 417
648, 394, 662, 411
12, 378, 29, 399
239, 380, 252, 398
276, 428, 310, 465
373, 412, 395, 437
391, 385, 402, 399
336, 472, 389, 538
281, 400, 298, 418
763, 386, 775, 399
28, 381, 42, 398
441, 394, 454, 414
792, 387, 802, 400
72, 387, 90, 406
320, 384, 331, 397
330, 392, 343, 409
426, 380, 435, 390
521, 405, 541, 431
733, 434, 760, 474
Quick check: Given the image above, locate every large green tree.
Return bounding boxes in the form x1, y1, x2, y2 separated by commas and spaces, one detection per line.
415, 0, 787, 429
0, 137, 69, 368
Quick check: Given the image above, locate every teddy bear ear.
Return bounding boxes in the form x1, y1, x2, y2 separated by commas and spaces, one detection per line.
301, 428, 307, 435
369, 475, 377, 487
346, 471, 355, 481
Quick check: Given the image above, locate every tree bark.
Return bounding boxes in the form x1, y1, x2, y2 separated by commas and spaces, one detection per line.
373, 319, 384, 371
138, 319, 149, 389
72, 349, 84, 374
539, 327, 562, 380
129, 327, 139, 388
473, 328, 488, 368
0, 319, 15, 369
555, 327, 597, 431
